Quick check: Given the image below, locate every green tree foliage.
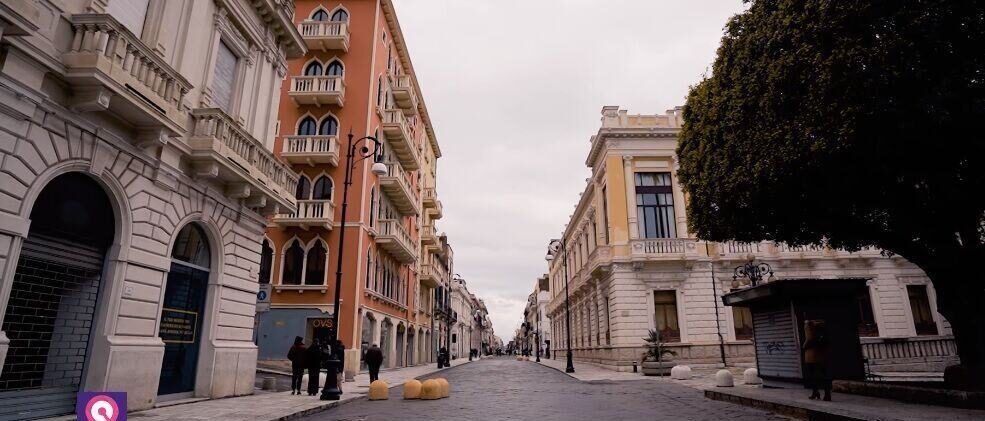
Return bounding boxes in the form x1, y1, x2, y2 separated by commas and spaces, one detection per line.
677, 0, 985, 374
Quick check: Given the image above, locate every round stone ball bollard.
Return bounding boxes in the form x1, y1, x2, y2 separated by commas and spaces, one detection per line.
715, 369, 734, 387
670, 365, 692, 380
743, 368, 762, 385
435, 378, 450, 398
403, 379, 422, 399
420, 379, 441, 400
368, 380, 389, 400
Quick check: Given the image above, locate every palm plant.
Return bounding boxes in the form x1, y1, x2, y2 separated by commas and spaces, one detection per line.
641, 329, 677, 363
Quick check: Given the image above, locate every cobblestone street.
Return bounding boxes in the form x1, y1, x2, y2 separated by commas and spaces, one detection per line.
310, 358, 787, 421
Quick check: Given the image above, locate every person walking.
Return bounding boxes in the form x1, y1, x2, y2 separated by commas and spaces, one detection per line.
332, 339, 346, 386
803, 320, 832, 401
365, 343, 384, 383
287, 336, 306, 395
305, 338, 323, 396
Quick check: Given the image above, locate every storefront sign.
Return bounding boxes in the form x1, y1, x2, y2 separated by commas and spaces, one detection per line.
159, 308, 198, 344
310, 318, 334, 329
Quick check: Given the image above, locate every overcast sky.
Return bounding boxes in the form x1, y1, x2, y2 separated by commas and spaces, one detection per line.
392, 0, 748, 340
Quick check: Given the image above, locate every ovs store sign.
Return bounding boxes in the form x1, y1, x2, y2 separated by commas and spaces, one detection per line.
77, 392, 126, 421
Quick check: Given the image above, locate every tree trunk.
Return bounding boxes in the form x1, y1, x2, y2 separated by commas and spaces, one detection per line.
927, 263, 985, 390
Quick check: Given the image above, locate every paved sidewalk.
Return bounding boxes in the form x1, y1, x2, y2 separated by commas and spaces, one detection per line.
536, 358, 985, 421
43, 358, 475, 421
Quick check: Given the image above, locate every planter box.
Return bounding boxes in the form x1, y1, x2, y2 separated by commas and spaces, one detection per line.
642, 361, 673, 376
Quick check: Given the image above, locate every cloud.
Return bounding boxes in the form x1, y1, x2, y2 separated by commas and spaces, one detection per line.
393, 0, 747, 337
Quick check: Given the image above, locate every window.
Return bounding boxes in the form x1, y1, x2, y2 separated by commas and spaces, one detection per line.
326, 60, 344, 77
304, 62, 323, 76
856, 288, 879, 337
282, 240, 304, 285
636, 173, 676, 239
298, 117, 317, 136
312, 176, 333, 201
365, 249, 373, 289
732, 306, 754, 340
311, 9, 329, 21
601, 186, 610, 244
331, 9, 349, 22
304, 241, 327, 285
107, 0, 149, 37
212, 41, 238, 114
259, 239, 273, 284
295, 176, 311, 200
319, 116, 339, 136
172, 224, 210, 268
653, 290, 680, 342
369, 187, 377, 227
907, 285, 938, 336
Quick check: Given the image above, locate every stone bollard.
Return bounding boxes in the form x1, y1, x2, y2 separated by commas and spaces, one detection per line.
715, 369, 734, 387
403, 379, 423, 399
743, 368, 762, 385
435, 378, 449, 398
670, 365, 692, 380
420, 379, 441, 400
368, 380, 389, 400
261, 376, 277, 390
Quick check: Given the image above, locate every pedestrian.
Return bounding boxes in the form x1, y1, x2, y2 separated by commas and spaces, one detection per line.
365, 343, 384, 383
305, 338, 323, 396
802, 320, 831, 401
287, 336, 306, 395
332, 339, 346, 386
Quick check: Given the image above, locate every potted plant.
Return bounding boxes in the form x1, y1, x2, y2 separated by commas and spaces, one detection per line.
641, 329, 676, 376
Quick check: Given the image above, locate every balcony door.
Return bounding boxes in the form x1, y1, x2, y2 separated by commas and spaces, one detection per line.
107, 0, 149, 37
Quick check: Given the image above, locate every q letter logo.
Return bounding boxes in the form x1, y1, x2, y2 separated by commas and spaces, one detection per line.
77, 392, 126, 421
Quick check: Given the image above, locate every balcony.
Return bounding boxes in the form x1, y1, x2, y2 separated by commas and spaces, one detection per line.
297, 20, 349, 51
378, 163, 420, 215
388, 74, 418, 115
379, 108, 420, 170
420, 264, 440, 288
280, 135, 339, 166
187, 108, 298, 215
288, 75, 344, 106
421, 224, 438, 247
374, 219, 417, 263
272, 200, 335, 230
62, 14, 191, 136
423, 188, 444, 219
629, 238, 700, 260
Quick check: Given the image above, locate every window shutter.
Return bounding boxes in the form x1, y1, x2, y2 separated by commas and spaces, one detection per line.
107, 0, 150, 37
212, 41, 237, 114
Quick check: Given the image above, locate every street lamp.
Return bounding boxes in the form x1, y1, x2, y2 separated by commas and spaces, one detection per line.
546, 239, 575, 373
535, 304, 541, 363
732, 256, 775, 287
321, 132, 386, 401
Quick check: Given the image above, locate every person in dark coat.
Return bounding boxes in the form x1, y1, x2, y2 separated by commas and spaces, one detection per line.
364, 344, 384, 383
332, 339, 346, 385
305, 338, 323, 396
287, 336, 306, 395
803, 320, 831, 401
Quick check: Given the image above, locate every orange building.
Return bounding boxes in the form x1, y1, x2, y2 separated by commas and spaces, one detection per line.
255, 0, 449, 375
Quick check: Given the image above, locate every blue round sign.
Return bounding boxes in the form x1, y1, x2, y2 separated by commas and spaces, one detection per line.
257, 290, 268, 301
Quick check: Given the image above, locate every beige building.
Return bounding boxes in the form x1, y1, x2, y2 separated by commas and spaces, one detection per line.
545, 106, 959, 372
0, 0, 303, 417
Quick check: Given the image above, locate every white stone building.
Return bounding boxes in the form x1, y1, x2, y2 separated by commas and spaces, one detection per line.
0, 0, 303, 417
545, 106, 960, 373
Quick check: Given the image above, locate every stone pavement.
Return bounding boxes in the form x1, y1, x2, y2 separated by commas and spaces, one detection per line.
40, 358, 474, 421
315, 357, 789, 421
536, 357, 985, 421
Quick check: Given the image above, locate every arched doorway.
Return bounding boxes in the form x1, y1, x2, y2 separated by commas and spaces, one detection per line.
0, 173, 115, 419
406, 329, 415, 366
379, 319, 393, 368
395, 323, 405, 367
157, 224, 211, 398
360, 312, 376, 371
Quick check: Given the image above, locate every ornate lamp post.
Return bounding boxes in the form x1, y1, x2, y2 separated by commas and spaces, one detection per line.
732, 257, 776, 287
321, 132, 388, 401
546, 239, 575, 373
535, 303, 542, 363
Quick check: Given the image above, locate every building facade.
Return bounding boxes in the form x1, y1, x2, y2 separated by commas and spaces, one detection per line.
254, 0, 451, 377
0, 0, 304, 417
545, 106, 960, 372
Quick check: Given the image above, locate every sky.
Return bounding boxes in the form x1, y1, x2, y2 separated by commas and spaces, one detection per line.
391, 0, 748, 339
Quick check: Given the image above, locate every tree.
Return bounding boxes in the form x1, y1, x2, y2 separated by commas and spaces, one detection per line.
677, 0, 985, 385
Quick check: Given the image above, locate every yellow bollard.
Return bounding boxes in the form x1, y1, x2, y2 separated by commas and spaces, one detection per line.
403, 379, 422, 399
368, 380, 389, 400
420, 379, 440, 400
436, 378, 449, 398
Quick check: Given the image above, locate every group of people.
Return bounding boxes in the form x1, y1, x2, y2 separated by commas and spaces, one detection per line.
286, 336, 346, 396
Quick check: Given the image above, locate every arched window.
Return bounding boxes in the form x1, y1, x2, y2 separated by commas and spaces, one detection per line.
365, 249, 373, 289
319, 116, 339, 136
311, 9, 329, 21
172, 224, 210, 268
368, 187, 377, 227
330, 9, 348, 22
259, 239, 273, 284
312, 176, 333, 200
298, 116, 317, 136
282, 239, 304, 285
326, 60, 343, 76
295, 176, 311, 200
305, 240, 327, 285
303, 61, 322, 76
